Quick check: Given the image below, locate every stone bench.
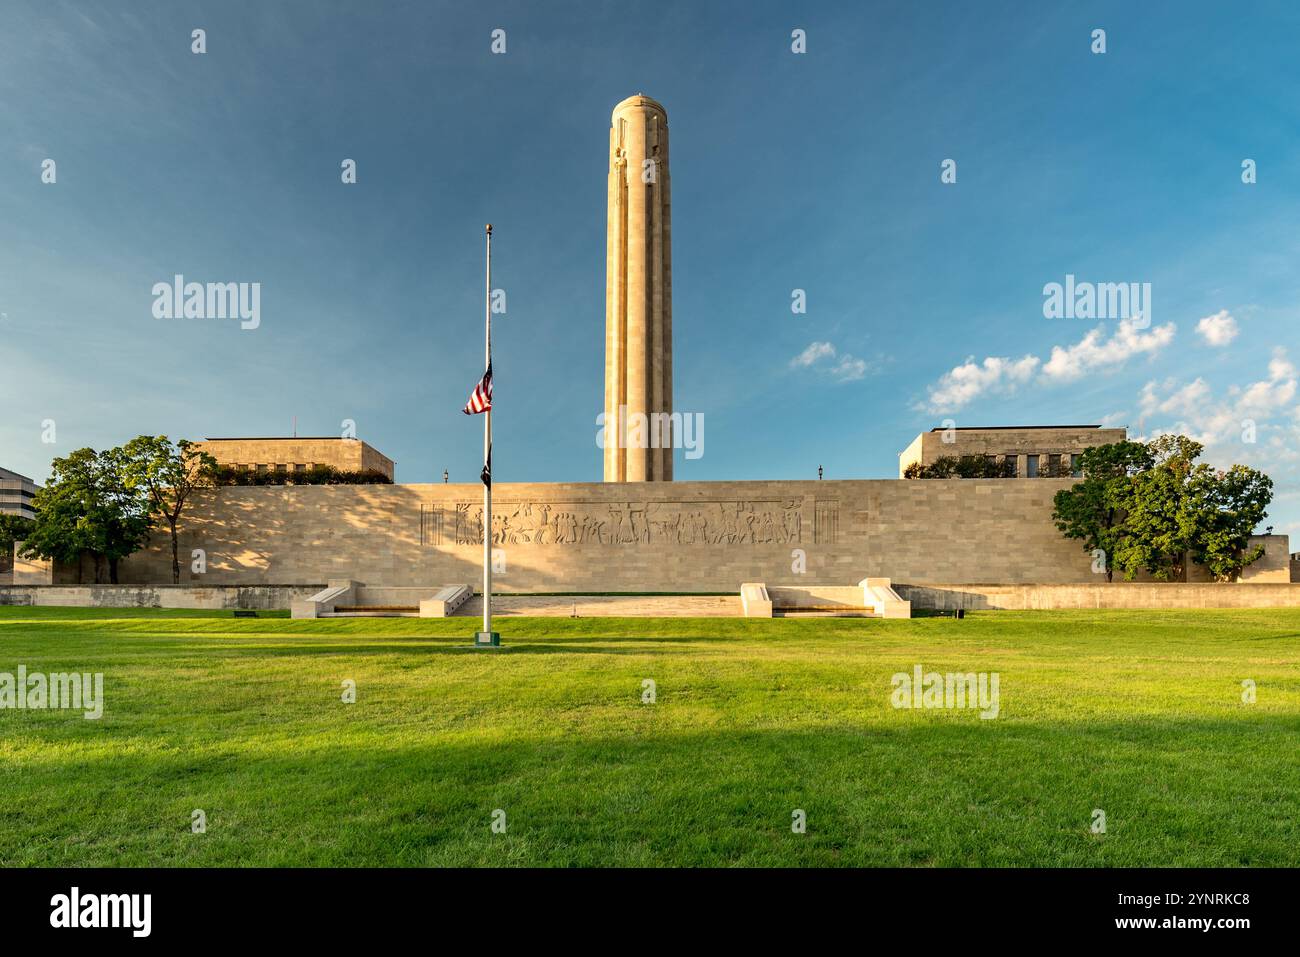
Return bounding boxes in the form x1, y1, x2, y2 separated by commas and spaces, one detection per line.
291, 579, 360, 619
740, 582, 773, 618
419, 584, 474, 618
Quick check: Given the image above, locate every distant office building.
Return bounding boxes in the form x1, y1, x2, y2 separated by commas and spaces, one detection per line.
0, 467, 37, 520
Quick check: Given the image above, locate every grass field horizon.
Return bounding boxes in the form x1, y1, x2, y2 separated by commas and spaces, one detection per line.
1, 606, 1297, 867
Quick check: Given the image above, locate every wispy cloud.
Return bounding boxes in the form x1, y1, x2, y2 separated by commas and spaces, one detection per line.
1138, 347, 1297, 447
791, 341, 836, 368
790, 341, 875, 382
1134, 348, 1300, 525
1100, 410, 1129, 429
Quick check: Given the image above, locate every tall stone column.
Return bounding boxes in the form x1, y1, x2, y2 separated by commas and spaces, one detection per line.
605, 94, 673, 482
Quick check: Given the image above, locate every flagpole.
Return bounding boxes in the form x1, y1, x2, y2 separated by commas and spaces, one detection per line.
482, 223, 494, 642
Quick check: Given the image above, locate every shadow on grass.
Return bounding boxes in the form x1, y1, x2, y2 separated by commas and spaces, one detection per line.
4, 717, 1298, 867
2, 629, 779, 659
190, 636, 745, 658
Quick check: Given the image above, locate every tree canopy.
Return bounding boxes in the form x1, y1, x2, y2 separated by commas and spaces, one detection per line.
120, 436, 217, 584
22, 447, 152, 583
1054, 436, 1272, 582
21, 436, 218, 584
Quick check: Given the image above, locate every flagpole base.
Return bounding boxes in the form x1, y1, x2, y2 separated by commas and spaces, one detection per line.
473, 631, 501, 648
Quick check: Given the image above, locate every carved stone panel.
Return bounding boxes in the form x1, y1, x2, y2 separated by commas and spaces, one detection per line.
437, 499, 805, 547
419, 504, 442, 546
814, 500, 839, 545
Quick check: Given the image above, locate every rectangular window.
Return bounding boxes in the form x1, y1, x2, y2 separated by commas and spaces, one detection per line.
1003, 454, 1018, 477
1047, 453, 1062, 475
1026, 454, 1040, 478
1070, 453, 1081, 477
293, 463, 306, 474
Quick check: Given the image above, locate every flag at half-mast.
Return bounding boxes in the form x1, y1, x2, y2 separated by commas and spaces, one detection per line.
462, 362, 492, 415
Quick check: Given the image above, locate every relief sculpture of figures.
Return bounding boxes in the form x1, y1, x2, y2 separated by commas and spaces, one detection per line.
443, 500, 804, 547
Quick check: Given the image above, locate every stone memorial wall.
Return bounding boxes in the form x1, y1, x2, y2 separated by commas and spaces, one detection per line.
91, 478, 1109, 590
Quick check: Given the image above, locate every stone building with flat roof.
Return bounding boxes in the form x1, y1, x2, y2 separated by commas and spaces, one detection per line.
898, 425, 1128, 478
195, 437, 395, 481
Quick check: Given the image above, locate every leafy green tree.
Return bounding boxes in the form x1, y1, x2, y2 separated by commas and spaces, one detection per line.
1112, 436, 1204, 581
1147, 433, 1205, 468
1107, 435, 1273, 582
1185, 464, 1273, 581
210, 464, 391, 486
921, 456, 958, 478
1052, 441, 1153, 581
0, 514, 35, 570
907, 455, 1009, 479
120, 437, 217, 584
22, 448, 151, 583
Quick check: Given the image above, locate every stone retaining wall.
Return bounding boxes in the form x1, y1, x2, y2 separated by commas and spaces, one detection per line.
5, 582, 1300, 613
895, 582, 1300, 611
0, 584, 323, 609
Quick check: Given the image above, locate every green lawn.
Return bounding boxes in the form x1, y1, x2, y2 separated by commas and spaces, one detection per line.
1, 606, 1298, 867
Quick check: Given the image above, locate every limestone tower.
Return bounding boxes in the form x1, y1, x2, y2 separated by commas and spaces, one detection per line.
604, 94, 673, 482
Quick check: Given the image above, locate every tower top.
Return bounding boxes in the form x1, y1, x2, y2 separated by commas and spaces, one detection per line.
612, 93, 666, 116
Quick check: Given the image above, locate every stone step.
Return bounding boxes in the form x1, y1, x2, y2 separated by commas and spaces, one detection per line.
335, 605, 419, 613
774, 609, 877, 618
321, 610, 418, 618
775, 604, 877, 614
456, 595, 742, 617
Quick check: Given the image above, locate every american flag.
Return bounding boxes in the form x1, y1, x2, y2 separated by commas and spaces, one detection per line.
462, 363, 492, 415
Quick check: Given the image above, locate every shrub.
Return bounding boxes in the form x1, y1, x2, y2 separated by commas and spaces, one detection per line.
212, 465, 392, 486
905, 455, 1012, 479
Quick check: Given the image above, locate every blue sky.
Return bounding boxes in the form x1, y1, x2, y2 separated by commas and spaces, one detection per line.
3, 0, 1299, 531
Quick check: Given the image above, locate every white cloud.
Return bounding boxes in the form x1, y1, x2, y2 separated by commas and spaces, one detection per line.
1040, 317, 1176, 383
790, 341, 874, 382
1139, 377, 1211, 419
923, 317, 1175, 412
926, 354, 1040, 411
1195, 309, 1238, 347
1137, 347, 1298, 452
1239, 350, 1297, 413
1131, 351, 1299, 542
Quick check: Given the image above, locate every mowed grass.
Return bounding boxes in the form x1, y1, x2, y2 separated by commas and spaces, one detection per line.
1, 606, 1298, 867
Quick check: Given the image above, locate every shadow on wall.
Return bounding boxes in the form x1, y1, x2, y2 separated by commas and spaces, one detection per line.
59, 486, 491, 589
896, 586, 997, 611
88, 485, 844, 590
